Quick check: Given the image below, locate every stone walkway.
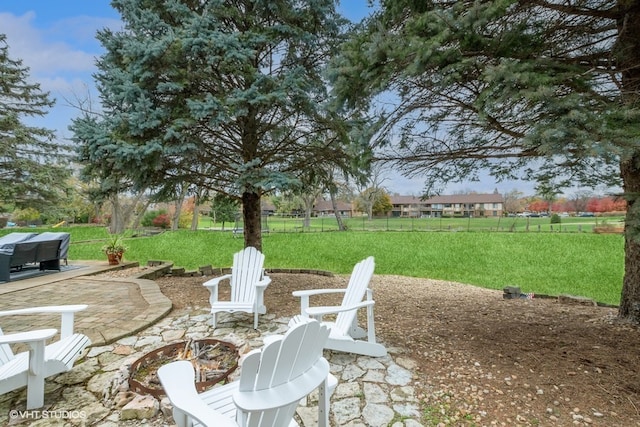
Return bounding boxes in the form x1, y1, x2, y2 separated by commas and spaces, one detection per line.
0, 261, 424, 426
0, 261, 172, 347
1, 308, 424, 426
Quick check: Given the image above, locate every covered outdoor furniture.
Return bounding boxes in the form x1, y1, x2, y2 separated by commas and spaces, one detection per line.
203, 246, 271, 329
0, 233, 38, 251
158, 317, 335, 427
0, 232, 70, 282
0, 305, 91, 409
30, 232, 71, 265
292, 256, 387, 357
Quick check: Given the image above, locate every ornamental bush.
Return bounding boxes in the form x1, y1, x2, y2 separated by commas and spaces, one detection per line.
152, 213, 171, 229
142, 210, 166, 227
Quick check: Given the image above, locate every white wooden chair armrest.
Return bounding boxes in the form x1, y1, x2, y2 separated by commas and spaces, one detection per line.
158, 361, 238, 427
203, 274, 233, 290
305, 300, 375, 319
0, 329, 57, 386
0, 329, 58, 346
292, 288, 347, 298
255, 276, 271, 289
0, 305, 87, 339
0, 305, 88, 316
293, 289, 347, 316
203, 275, 233, 308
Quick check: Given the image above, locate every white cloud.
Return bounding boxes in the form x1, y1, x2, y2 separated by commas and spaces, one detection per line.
0, 10, 115, 134
0, 12, 100, 75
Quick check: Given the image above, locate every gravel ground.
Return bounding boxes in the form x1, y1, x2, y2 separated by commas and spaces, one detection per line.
113, 268, 640, 426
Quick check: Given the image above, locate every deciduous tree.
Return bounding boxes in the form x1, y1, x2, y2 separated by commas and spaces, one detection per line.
502, 189, 525, 215
568, 190, 593, 215
211, 193, 239, 231
356, 187, 392, 217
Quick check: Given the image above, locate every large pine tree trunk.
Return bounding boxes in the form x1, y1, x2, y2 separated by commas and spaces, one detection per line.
616, 3, 640, 322
618, 155, 640, 322
242, 190, 262, 251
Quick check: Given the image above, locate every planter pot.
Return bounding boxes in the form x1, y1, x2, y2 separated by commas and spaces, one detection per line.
107, 252, 120, 265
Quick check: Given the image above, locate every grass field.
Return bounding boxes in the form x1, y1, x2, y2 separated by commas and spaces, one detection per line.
1, 221, 625, 306
202, 214, 625, 233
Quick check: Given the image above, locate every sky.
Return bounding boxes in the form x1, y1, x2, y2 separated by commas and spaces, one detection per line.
0, 0, 539, 197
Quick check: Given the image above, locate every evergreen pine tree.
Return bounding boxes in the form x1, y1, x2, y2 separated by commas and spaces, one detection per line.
0, 34, 70, 212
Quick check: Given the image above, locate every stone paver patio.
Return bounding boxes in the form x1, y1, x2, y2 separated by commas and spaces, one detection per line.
0, 263, 424, 426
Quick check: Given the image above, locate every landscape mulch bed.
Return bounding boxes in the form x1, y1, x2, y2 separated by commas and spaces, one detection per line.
152, 271, 640, 426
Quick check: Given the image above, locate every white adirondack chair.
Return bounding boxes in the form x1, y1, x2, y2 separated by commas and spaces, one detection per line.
292, 256, 387, 357
0, 305, 91, 409
158, 317, 336, 427
203, 247, 271, 329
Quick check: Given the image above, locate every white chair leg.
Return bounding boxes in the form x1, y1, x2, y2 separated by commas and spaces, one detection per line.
349, 316, 367, 339
172, 408, 190, 427
26, 341, 46, 409
317, 376, 334, 427
366, 304, 377, 343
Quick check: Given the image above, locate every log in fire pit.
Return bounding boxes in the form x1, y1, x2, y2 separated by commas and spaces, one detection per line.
129, 338, 239, 398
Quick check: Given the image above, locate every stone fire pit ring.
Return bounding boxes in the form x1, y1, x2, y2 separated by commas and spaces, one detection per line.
129, 338, 239, 398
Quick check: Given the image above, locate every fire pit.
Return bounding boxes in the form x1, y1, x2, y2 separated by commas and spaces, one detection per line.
129, 338, 239, 397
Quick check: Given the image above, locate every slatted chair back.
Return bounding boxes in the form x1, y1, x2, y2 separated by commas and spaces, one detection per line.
0, 327, 14, 366
229, 247, 265, 304
159, 319, 331, 427
333, 256, 375, 336
237, 318, 330, 426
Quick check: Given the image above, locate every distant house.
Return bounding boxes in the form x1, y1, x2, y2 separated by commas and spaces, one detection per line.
261, 199, 276, 216
390, 194, 504, 218
313, 199, 354, 218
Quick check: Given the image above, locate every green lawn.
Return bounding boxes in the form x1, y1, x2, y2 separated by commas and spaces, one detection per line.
1, 224, 624, 306
202, 214, 624, 233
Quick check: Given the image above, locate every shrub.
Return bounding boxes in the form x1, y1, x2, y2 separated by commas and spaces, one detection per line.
152, 213, 171, 229
142, 210, 166, 227
13, 207, 41, 223
178, 212, 192, 229
550, 214, 561, 224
